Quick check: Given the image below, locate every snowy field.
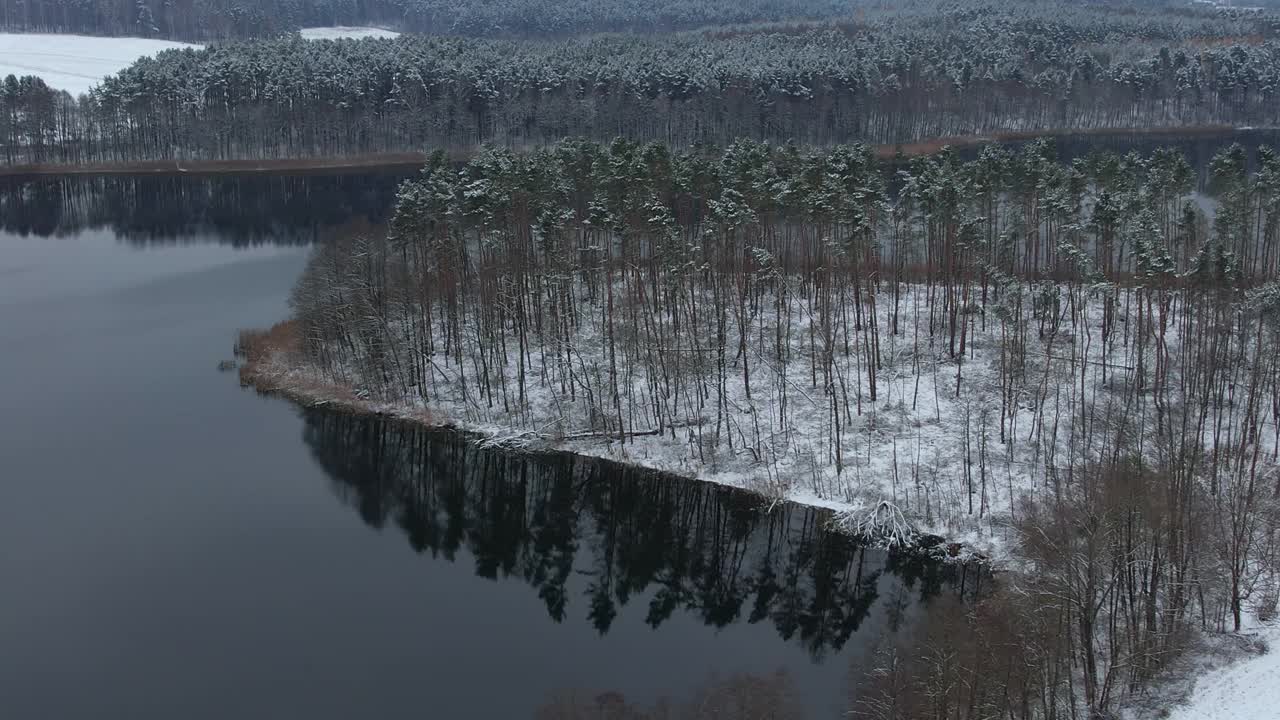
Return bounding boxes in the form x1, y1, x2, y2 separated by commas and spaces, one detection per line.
1163, 622, 1280, 720
0, 33, 197, 95
0, 28, 397, 96
299, 27, 400, 40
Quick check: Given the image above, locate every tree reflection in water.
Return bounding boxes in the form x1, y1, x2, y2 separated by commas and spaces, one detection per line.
301, 409, 979, 660
0, 172, 409, 244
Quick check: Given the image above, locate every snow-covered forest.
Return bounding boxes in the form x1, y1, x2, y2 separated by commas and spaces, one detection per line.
4, 0, 1277, 42
237, 138, 1280, 718
0, 0, 1042, 41
3, 1, 1280, 163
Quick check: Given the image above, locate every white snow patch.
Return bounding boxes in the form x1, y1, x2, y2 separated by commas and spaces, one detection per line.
1163, 622, 1280, 720
298, 27, 400, 40
0, 33, 198, 96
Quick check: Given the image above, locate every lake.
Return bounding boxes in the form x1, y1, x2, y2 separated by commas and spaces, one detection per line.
0, 172, 971, 719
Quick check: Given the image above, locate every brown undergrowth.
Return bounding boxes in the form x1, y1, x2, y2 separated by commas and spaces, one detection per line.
235, 321, 302, 388
235, 321, 441, 427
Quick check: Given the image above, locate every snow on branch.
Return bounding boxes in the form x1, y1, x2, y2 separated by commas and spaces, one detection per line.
832, 501, 917, 548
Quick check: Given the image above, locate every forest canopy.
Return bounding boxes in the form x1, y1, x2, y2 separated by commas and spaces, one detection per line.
4, 1, 1274, 42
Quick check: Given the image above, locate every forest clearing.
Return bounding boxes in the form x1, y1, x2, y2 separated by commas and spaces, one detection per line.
0, 31, 195, 94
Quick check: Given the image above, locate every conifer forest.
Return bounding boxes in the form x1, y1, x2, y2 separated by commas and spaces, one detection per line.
5, 2, 1280, 162
261, 138, 1280, 718
5, 1, 1280, 719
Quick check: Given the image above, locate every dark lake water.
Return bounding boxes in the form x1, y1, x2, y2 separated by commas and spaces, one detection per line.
0, 173, 970, 719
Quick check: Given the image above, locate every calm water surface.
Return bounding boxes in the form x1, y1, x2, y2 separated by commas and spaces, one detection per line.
0, 175, 963, 719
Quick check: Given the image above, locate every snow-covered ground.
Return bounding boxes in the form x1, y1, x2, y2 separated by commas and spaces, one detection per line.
0, 33, 197, 96
298, 27, 400, 40
260, 279, 1270, 562
1163, 622, 1280, 720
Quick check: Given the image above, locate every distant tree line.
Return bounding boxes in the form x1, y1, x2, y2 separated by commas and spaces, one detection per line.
6, 0, 1275, 42
7, 0, 1259, 42
2, 3, 1279, 163
0, 0, 876, 40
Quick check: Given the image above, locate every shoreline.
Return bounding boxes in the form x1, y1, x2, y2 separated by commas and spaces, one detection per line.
2, 124, 1255, 178
236, 330, 1280, 720
234, 321, 986, 563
